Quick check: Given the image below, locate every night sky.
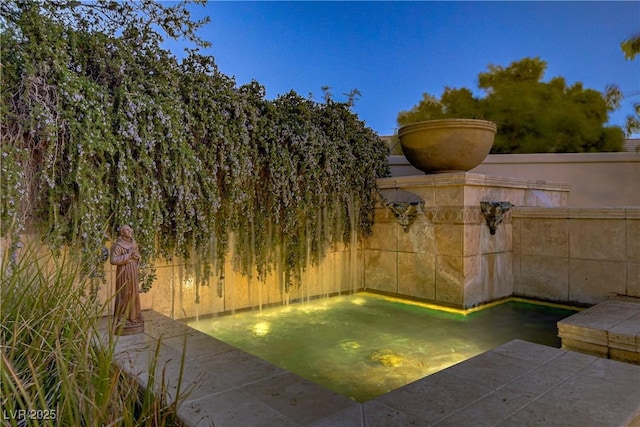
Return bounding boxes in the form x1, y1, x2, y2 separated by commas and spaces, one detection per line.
167, 1, 640, 137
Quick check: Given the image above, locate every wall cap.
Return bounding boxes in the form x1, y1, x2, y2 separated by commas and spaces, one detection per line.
512, 206, 640, 219
377, 172, 570, 191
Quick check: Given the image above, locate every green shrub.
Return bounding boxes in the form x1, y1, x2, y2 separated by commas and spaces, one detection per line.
0, 243, 185, 426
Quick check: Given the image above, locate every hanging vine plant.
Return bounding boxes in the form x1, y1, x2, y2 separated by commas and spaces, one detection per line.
1, 1, 390, 294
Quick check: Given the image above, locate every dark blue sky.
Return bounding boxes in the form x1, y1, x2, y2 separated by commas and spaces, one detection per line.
174, 1, 640, 137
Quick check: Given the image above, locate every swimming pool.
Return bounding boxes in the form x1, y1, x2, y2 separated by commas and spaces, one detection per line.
186, 292, 578, 402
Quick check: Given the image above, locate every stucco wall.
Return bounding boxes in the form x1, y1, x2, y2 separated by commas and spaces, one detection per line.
389, 152, 640, 208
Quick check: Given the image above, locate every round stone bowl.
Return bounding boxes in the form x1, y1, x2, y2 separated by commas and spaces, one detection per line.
398, 119, 497, 174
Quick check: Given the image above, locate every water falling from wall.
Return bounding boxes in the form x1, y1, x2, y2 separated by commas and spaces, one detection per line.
161, 188, 374, 320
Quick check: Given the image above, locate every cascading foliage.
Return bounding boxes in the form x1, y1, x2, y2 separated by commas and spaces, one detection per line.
0, 1, 390, 293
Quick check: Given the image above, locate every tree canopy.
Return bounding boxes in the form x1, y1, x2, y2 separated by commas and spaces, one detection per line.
397, 57, 625, 153
1, 0, 389, 293
621, 34, 640, 60
619, 34, 640, 136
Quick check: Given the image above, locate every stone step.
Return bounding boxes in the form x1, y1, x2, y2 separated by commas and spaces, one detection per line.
558, 296, 640, 364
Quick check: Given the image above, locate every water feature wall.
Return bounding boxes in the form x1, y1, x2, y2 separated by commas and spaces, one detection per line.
364, 173, 569, 308
512, 207, 640, 304
100, 235, 366, 319
96, 172, 638, 318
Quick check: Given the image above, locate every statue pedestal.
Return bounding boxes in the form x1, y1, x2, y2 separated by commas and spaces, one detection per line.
114, 317, 145, 335
366, 173, 569, 308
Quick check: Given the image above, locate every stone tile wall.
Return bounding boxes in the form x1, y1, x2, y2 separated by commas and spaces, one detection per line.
94, 175, 637, 318
513, 207, 640, 305
365, 173, 569, 308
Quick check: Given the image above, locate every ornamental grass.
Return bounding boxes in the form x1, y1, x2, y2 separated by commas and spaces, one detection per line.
0, 243, 187, 426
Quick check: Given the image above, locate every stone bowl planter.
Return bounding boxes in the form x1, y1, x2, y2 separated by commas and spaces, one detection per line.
398, 119, 497, 174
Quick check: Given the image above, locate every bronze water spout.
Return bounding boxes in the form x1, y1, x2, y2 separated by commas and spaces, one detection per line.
378, 190, 425, 233
480, 202, 513, 235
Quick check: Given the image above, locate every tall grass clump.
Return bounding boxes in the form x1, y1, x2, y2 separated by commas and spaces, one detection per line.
0, 243, 185, 426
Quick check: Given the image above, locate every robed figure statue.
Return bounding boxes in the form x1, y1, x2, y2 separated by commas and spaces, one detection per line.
110, 225, 144, 335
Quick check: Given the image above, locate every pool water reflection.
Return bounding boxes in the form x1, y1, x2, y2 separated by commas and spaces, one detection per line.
186, 292, 578, 402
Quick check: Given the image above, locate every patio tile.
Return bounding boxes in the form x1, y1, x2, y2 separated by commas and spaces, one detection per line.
241, 371, 359, 425
490, 339, 560, 365
608, 313, 640, 348
541, 350, 596, 373
440, 349, 534, 390
558, 299, 639, 328
161, 330, 237, 361
372, 370, 493, 423
535, 372, 640, 426
194, 348, 286, 393
142, 310, 195, 339
106, 311, 640, 426
578, 356, 640, 390
433, 388, 532, 426
114, 340, 204, 405
178, 390, 299, 427
499, 400, 618, 427
362, 400, 432, 427
308, 405, 363, 427
500, 362, 576, 398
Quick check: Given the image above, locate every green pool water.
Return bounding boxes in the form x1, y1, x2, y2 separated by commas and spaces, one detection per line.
186, 292, 578, 402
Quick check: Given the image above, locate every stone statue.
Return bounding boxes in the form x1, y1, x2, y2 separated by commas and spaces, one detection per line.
110, 225, 144, 335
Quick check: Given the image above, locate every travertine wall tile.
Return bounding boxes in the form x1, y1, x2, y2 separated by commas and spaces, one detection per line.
399, 185, 436, 207
483, 252, 513, 301
466, 186, 503, 207
463, 224, 482, 256
364, 250, 397, 294
569, 259, 626, 304
138, 266, 164, 314
464, 253, 514, 307
512, 208, 639, 305
569, 219, 625, 261
627, 219, 640, 262
627, 263, 640, 297
512, 217, 522, 255
465, 185, 523, 207
126, 176, 637, 319
518, 218, 568, 257
397, 216, 434, 254
398, 252, 436, 300
513, 253, 522, 291
435, 185, 464, 206
435, 255, 463, 306
462, 254, 482, 306
141, 263, 227, 319
464, 223, 513, 256
435, 224, 463, 256
516, 255, 569, 301
324, 253, 343, 294
477, 223, 512, 254
366, 213, 397, 251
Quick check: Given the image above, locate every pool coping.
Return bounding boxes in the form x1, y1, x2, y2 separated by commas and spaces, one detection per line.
558, 296, 640, 364
102, 309, 640, 426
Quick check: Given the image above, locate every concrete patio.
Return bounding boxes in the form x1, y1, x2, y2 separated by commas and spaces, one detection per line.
102, 308, 640, 426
